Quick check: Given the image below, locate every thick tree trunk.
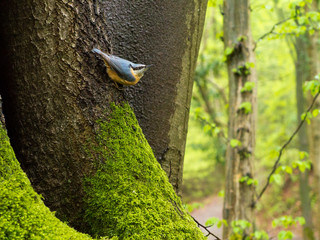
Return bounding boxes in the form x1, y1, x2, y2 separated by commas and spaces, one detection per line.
104, 1, 207, 195
295, 34, 315, 240
0, 120, 93, 239
0, 0, 207, 236
222, 0, 257, 238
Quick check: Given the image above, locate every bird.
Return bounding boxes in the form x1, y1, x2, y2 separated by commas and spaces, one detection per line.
92, 48, 151, 88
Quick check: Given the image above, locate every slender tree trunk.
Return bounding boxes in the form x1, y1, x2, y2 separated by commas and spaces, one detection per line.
295, 34, 315, 240
305, 0, 320, 236
222, 0, 257, 238
0, 0, 207, 236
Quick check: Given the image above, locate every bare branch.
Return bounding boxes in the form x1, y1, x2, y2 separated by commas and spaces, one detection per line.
191, 216, 222, 240
254, 16, 293, 50
252, 89, 320, 207
208, 79, 228, 106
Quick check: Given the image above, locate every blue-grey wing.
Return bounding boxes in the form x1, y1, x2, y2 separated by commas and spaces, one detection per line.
107, 55, 136, 82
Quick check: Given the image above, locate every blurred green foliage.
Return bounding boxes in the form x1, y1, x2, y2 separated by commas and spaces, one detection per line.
183, 0, 319, 229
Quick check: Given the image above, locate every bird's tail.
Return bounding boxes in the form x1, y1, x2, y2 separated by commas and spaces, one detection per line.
92, 48, 103, 55
92, 48, 110, 62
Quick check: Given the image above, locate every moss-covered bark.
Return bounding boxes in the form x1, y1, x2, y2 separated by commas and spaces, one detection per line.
84, 103, 205, 239
0, 125, 93, 240
0, 103, 205, 239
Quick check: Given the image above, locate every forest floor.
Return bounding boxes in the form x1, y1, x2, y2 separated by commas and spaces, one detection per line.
191, 195, 304, 240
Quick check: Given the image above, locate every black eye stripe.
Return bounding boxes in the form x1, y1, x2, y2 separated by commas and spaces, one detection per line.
133, 66, 145, 70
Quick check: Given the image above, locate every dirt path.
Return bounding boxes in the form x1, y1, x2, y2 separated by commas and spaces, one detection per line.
191, 195, 304, 240
191, 196, 223, 239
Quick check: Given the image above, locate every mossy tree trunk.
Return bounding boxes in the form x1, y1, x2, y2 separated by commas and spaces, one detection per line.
106, 1, 208, 195
0, 112, 93, 239
0, 0, 207, 238
222, 0, 257, 238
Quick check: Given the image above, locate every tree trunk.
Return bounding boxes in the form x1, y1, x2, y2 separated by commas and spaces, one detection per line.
222, 0, 257, 238
0, 116, 93, 239
0, 0, 207, 237
295, 34, 315, 240
102, 1, 207, 196
305, 0, 320, 236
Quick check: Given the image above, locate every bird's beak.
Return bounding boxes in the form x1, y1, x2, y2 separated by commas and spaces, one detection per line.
146, 64, 153, 68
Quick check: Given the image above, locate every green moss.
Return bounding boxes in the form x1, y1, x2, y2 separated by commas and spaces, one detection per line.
84, 103, 205, 240
0, 126, 94, 240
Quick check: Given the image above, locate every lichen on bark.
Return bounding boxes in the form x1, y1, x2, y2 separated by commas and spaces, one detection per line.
84, 102, 205, 240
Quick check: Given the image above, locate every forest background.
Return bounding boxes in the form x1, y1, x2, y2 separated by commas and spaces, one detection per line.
183, 0, 320, 239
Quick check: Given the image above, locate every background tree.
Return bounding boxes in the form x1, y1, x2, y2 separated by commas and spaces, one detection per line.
293, 2, 319, 237
295, 32, 315, 240
222, 0, 257, 238
304, 1, 320, 235
0, 0, 207, 238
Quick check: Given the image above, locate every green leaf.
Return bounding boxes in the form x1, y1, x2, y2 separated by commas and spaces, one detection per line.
295, 217, 306, 226
299, 151, 309, 159
247, 178, 254, 185
241, 82, 255, 93
239, 176, 248, 183
309, 29, 315, 35
270, 174, 282, 185
245, 62, 255, 69
230, 139, 242, 148
232, 68, 240, 74
269, 149, 280, 159
237, 35, 247, 41
278, 231, 293, 240
203, 124, 211, 133
301, 112, 312, 124
221, 219, 228, 227
292, 160, 310, 173
217, 221, 222, 228
253, 230, 269, 240
303, 80, 320, 96
212, 127, 221, 136
298, 163, 306, 172
205, 217, 219, 227
225, 47, 234, 56
312, 109, 319, 117
285, 166, 293, 175
218, 190, 225, 197
239, 102, 252, 114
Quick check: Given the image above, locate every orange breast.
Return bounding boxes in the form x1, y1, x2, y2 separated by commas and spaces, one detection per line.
104, 60, 140, 86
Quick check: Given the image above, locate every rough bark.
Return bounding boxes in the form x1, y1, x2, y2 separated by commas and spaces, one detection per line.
222, 0, 257, 238
103, 1, 208, 195
0, 121, 92, 240
0, 0, 207, 235
295, 34, 315, 240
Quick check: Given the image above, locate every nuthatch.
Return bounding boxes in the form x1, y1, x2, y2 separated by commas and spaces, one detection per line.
92, 48, 151, 87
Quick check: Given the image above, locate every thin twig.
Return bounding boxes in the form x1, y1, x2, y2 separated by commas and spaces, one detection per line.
254, 16, 293, 50
252, 89, 320, 207
208, 79, 228, 106
191, 216, 222, 240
